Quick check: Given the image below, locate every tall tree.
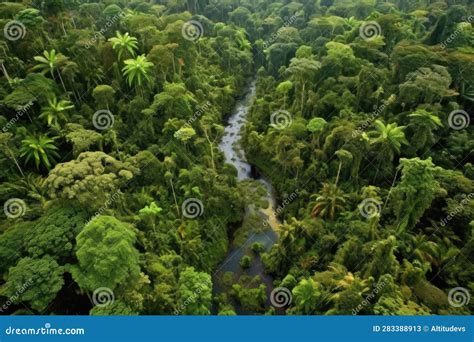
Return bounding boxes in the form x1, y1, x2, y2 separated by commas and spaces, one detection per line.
408, 109, 443, 153
311, 183, 347, 220
108, 32, 139, 61
392, 158, 440, 233
122, 55, 154, 90
368, 120, 408, 177
32, 49, 69, 94
286, 57, 321, 115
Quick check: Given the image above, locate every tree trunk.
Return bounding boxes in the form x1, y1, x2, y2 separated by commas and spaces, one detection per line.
204, 129, 216, 172
169, 177, 180, 216
57, 71, 69, 96
335, 160, 342, 186
300, 82, 306, 115
9, 148, 24, 177
382, 167, 400, 211
61, 20, 67, 36
171, 53, 176, 76
0, 62, 11, 82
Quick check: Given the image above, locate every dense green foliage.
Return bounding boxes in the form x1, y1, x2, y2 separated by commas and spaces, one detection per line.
0, 0, 472, 316
241, 0, 473, 316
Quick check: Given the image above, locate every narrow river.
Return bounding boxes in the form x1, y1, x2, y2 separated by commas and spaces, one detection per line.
213, 80, 282, 314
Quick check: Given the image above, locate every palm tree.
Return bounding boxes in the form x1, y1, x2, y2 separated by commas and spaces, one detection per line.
369, 120, 408, 156
311, 183, 347, 220
276, 80, 293, 109
108, 32, 138, 60
39, 97, 74, 128
343, 16, 359, 29
408, 109, 442, 153
235, 29, 251, 51
279, 223, 297, 254
292, 278, 320, 314
32, 49, 69, 94
5, 173, 48, 206
20, 135, 59, 170
122, 55, 154, 91
368, 120, 408, 177
459, 80, 474, 102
